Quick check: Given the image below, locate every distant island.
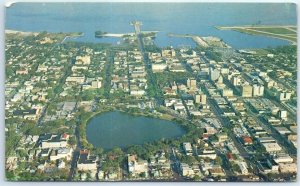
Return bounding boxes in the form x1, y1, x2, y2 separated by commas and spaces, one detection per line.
95, 30, 108, 38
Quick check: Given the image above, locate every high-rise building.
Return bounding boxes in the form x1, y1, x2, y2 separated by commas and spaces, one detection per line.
265, 79, 276, 88
187, 78, 191, 88
278, 110, 287, 121
162, 49, 176, 58
76, 55, 91, 65
231, 76, 241, 86
210, 68, 220, 81
252, 84, 264, 97
217, 75, 223, 84
241, 85, 253, 97
187, 78, 197, 89
171, 81, 177, 90
194, 94, 206, 104
222, 88, 233, 97
91, 80, 102, 88
278, 91, 292, 101
221, 67, 229, 75
190, 79, 197, 88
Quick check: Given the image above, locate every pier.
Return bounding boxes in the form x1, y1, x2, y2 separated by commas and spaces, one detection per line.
130, 21, 143, 35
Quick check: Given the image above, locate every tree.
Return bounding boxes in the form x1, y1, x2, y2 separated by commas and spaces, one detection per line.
6, 68, 14, 77
53, 86, 63, 94
180, 155, 197, 165
232, 164, 240, 173
5, 171, 16, 181
193, 175, 201, 181
93, 147, 104, 157
95, 31, 107, 37
140, 172, 146, 178
17, 149, 28, 158
141, 152, 152, 161
85, 143, 94, 150
112, 147, 123, 156
215, 156, 223, 165
102, 159, 119, 172
69, 136, 77, 146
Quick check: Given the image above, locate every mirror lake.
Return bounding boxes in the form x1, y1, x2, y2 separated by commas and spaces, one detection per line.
86, 111, 186, 150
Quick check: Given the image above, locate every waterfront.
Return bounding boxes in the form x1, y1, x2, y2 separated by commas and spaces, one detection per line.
4, 2, 297, 182
6, 3, 296, 48
86, 111, 185, 149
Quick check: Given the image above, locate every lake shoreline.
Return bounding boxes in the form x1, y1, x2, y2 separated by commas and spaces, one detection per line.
83, 108, 187, 150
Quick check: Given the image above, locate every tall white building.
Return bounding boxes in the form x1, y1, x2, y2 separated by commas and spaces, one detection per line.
231, 76, 241, 86
277, 91, 292, 101
252, 84, 264, 97
278, 110, 288, 121
210, 68, 220, 82
194, 94, 207, 105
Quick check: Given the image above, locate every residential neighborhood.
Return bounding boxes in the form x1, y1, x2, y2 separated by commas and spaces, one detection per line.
4, 4, 297, 182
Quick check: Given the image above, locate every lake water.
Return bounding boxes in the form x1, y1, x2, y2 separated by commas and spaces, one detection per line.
6, 3, 296, 48
86, 111, 185, 149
